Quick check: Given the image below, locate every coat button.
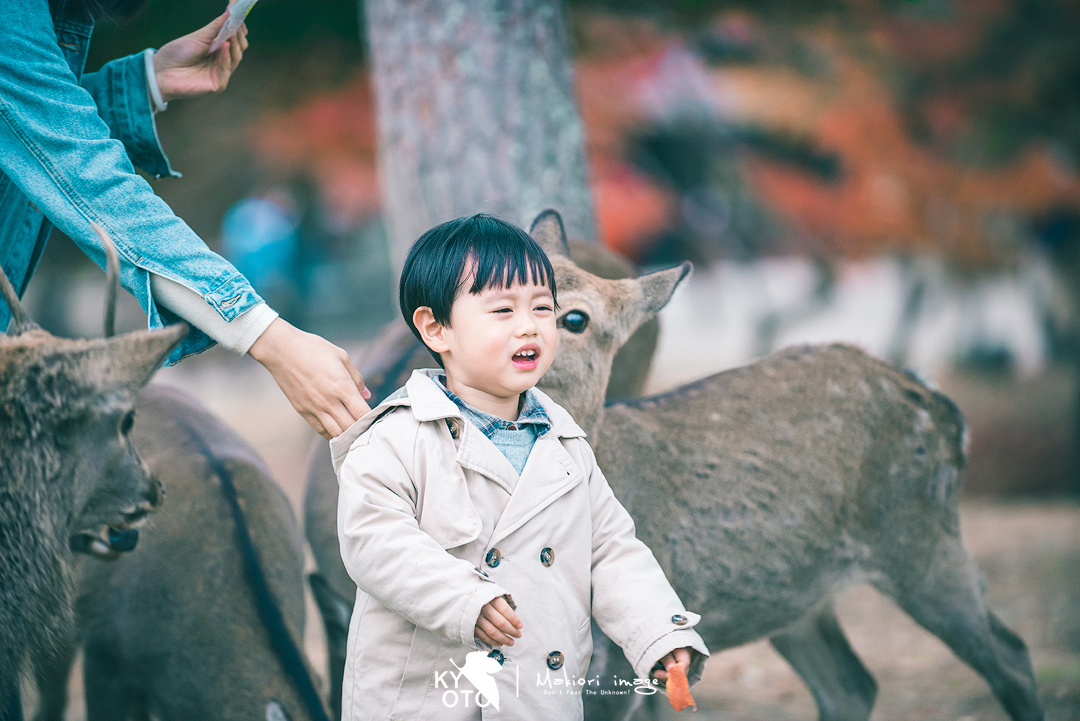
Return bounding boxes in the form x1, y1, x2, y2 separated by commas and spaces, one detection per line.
539, 547, 555, 567
447, 420, 460, 439
485, 548, 501, 568
671, 614, 688, 626
488, 649, 505, 665
546, 651, 564, 670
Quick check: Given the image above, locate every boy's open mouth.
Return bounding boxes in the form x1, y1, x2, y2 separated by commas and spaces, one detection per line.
512, 346, 540, 368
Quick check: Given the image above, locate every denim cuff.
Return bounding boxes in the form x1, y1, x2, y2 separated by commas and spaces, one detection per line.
80, 51, 180, 179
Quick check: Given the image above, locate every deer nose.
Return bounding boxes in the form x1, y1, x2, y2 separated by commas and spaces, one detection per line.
145, 478, 165, 512
122, 478, 164, 525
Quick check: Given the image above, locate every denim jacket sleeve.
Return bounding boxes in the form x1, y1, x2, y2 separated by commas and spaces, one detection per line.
0, 1, 265, 364
80, 51, 179, 180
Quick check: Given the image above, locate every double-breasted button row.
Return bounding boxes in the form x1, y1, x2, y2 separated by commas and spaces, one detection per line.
546, 651, 564, 670
486, 547, 556, 568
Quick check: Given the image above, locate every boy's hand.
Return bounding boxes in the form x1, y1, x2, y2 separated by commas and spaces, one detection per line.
474, 596, 522, 647
651, 647, 692, 681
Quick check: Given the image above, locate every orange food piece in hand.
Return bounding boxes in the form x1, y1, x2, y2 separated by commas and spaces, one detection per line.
665, 663, 696, 712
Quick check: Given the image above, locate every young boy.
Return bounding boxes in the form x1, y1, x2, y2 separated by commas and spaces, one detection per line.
331, 214, 708, 720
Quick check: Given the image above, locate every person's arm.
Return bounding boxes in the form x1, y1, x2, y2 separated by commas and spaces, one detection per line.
337, 417, 511, 648
150, 274, 275, 353
152, 275, 369, 436
0, 4, 368, 437
582, 441, 710, 683
79, 50, 179, 179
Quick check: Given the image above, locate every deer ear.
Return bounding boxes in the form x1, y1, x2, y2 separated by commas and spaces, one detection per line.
609, 262, 692, 347
638, 261, 692, 317
529, 209, 571, 258
80, 323, 189, 395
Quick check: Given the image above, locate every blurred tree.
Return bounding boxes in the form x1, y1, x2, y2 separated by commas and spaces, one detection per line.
364, 0, 596, 264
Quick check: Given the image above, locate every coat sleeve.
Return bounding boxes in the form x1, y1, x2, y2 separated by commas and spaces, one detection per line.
337, 415, 509, 650
581, 440, 710, 684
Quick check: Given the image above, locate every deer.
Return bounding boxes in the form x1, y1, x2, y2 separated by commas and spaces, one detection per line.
31, 384, 332, 721
19, 246, 331, 721
303, 209, 1044, 721
0, 234, 186, 721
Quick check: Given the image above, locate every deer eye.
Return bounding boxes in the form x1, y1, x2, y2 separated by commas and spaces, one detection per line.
119, 409, 136, 436
558, 310, 589, 334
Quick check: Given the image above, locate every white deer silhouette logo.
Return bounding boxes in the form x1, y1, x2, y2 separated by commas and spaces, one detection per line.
449, 651, 504, 710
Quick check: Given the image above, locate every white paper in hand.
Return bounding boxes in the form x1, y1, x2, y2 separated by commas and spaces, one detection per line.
209, 0, 259, 53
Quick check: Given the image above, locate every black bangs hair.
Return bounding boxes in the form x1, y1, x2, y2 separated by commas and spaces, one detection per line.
399, 213, 557, 362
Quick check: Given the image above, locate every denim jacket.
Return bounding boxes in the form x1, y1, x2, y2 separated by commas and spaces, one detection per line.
0, 0, 265, 364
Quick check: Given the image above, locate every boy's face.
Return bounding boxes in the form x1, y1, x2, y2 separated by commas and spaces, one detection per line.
416, 278, 557, 415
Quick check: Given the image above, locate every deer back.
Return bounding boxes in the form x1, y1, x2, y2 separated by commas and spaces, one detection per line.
71, 384, 328, 721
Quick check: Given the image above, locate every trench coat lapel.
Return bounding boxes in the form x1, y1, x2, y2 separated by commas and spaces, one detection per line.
404, 372, 490, 549
338, 370, 591, 551
488, 386, 589, 543
488, 430, 582, 545
453, 420, 520, 495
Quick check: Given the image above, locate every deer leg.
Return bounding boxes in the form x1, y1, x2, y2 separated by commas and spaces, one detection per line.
309, 573, 351, 721
769, 603, 877, 721
82, 644, 134, 721
884, 536, 1044, 721
30, 639, 78, 721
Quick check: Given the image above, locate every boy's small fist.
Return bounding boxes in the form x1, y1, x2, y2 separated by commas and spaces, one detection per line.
475, 595, 523, 647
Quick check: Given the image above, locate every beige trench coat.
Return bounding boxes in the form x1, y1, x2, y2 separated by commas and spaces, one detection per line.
331, 370, 708, 721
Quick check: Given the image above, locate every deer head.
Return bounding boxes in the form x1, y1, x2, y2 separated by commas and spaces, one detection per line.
530, 209, 690, 436
0, 228, 187, 558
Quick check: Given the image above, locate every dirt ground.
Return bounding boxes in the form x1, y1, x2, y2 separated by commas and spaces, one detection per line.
36, 346, 1080, 720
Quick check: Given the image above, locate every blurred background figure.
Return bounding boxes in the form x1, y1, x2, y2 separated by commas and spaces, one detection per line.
221, 186, 300, 318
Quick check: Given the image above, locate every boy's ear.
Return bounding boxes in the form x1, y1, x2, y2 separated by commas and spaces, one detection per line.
413, 307, 450, 354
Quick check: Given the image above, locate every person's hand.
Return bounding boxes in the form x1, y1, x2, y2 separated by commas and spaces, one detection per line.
248, 317, 371, 439
651, 647, 692, 681
152, 13, 248, 102
474, 596, 522, 647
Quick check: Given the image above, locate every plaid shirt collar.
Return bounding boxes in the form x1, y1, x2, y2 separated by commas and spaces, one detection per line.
434, 376, 551, 440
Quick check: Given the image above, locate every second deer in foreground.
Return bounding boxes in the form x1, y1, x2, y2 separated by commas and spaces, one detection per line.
530, 209, 1043, 721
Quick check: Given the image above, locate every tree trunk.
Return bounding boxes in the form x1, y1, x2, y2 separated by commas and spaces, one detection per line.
365, 0, 597, 266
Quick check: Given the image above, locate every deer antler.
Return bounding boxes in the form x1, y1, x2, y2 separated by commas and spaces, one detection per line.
0, 257, 39, 335
91, 223, 120, 338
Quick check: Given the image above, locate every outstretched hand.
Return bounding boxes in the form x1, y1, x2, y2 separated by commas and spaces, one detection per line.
153, 13, 248, 102
248, 318, 371, 439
